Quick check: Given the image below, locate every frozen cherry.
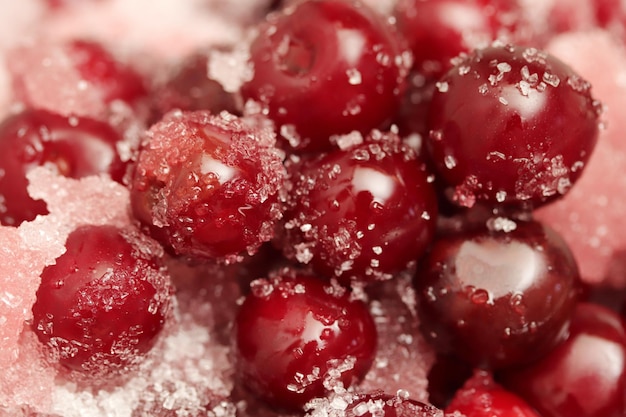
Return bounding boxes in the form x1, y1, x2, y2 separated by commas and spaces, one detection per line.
31, 225, 172, 377
0, 109, 129, 226
394, 0, 521, 76
131, 110, 285, 263
235, 274, 377, 411
446, 370, 540, 417
500, 302, 626, 417
427, 44, 601, 208
279, 132, 438, 284
150, 51, 239, 124
414, 219, 580, 369
66, 39, 147, 105
241, 0, 410, 153
344, 392, 442, 417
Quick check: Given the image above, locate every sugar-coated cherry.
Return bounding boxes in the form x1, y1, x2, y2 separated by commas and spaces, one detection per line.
235, 274, 377, 411
66, 39, 147, 105
427, 44, 601, 208
279, 132, 438, 284
414, 219, 580, 369
394, 0, 521, 77
446, 370, 540, 417
500, 302, 626, 417
0, 109, 128, 226
241, 0, 410, 153
31, 225, 172, 377
344, 392, 442, 417
150, 51, 239, 124
131, 110, 285, 263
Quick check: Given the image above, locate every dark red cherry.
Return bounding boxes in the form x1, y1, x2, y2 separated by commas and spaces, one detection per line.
131, 110, 285, 263
427, 354, 474, 408
279, 132, 438, 284
414, 219, 580, 369
427, 44, 601, 208
66, 39, 147, 105
150, 51, 239, 124
500, 302, 626, 417
0, 109, 128, 226
446, 370, 540, 417
344, 392, 442, 417
235, 274, 377, 411
31, 225, 172, 377
241, 0, 410, 153
394, 0, 521, 77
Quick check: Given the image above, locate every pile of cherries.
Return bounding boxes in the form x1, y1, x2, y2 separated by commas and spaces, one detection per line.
2, 0, 626, 416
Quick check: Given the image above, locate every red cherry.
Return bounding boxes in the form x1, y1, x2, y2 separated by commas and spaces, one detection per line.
0, 109, 129, 226
130, 110, 285, 263
278, 132, 438, 284
500, 302, 626, 417
66, 39, 147, 105
345, 392, 442, 417
241, 0, 410, 153
150, 51, 239, 124
394, 0, 521, 77
235, 274, 377, 411
446, 370, 540, 417
414, 219, 580, 369
427, 44, 601, 208
31, 225, 172, 378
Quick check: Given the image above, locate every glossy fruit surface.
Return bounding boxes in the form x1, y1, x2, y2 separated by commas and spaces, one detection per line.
446, 370, 540, 417
394, 0, 520, 76
31, 225, 172, 377
131, 110, 285, 263
427, 44, 601, 208
415, 219, 580, 369
235, 274, 377, 411
241, 0, 410, 152
0, 109, 128, 226
500, 302, 626, 417
279, 132, 438, 284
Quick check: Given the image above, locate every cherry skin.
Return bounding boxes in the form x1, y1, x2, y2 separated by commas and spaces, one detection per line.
500, 302, 626, 417
150, 50, 239, 124
0, 109, 128, 226
344, 392, 442, 417
131, 110, 285, 263
279, 132, 438, 285
394, 0, 521, 77
427, 44, 601, 208
235, 274, 377, 412
241, 0, 410, 153
31, 225, 172, 378
446, 370, 540, 417
66, 39, 147, 105
414, 219, 580, 369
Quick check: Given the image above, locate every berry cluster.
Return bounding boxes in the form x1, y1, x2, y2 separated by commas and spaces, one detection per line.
1, 0, 625, 417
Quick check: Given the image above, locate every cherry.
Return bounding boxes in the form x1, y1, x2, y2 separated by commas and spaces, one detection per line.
500, 302, 626, 417
427, 44, 601, 208
344, 392, 442, 417
414, 219, 580, 369
65, 39, 147, 105
234, 273, 377, 411
150, 50, 239, 124
131, 110, 285, 263
31, 225, 172, 377
0, 109, 129, 226
446, 370, 540, 417
278, 132, 438, 285
241, 0, 410, 153
427, 354, 474, 408
394, 0, 521, 77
